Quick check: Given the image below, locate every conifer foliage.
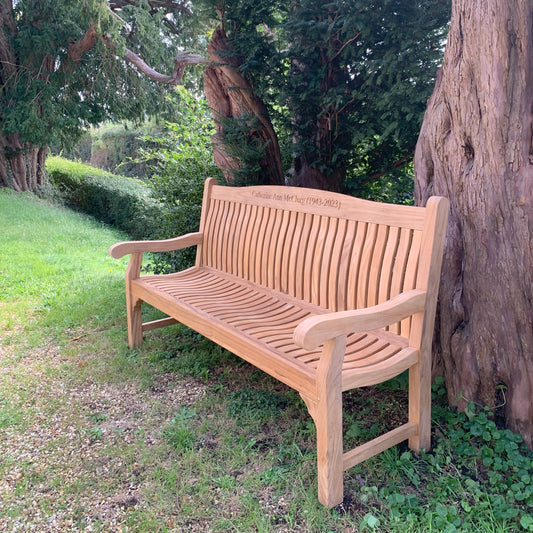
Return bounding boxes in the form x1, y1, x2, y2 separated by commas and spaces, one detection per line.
0, 0, 202, 191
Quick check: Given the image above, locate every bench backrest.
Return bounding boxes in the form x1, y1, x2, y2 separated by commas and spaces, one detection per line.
197, 179, 448, 339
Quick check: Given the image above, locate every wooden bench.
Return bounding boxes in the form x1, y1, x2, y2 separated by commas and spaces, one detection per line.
109, 178, 448, 508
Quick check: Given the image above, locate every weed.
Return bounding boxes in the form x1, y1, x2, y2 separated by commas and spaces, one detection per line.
89, 427, 104, 441
163, 406, 197, 452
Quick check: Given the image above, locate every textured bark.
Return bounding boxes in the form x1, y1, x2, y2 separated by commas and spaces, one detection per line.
204, 25, 284, 185
0, 134, 47, 192
414, 0, 533, 446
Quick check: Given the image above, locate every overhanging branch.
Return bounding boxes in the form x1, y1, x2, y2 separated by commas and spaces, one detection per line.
123, 49, 207, 85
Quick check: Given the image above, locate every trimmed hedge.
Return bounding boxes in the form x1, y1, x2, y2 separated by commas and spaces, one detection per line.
46, 156, 160, 239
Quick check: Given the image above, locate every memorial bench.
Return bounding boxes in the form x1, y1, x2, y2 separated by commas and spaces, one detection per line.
109, 178, 448, 508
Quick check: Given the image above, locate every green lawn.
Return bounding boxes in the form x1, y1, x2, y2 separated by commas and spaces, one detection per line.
0, 189, 531, 532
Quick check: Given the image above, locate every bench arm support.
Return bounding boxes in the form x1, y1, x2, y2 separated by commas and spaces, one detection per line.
108, 232, 203, 259
293, 289, 426, 351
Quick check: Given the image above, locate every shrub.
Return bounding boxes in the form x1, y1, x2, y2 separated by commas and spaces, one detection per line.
141, 88, 223, 273
45, 156, 159, 239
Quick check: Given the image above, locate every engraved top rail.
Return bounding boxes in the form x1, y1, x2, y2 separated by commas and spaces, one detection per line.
209, 183, 426, 230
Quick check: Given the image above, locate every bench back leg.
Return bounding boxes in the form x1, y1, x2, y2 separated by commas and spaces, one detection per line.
408, 358, 431, 451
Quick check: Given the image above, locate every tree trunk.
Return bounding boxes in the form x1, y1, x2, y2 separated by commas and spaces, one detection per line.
290, 155, 344, 192
414, 0, 533, 446
0, 134, 47, 192
204, 25, 284, 186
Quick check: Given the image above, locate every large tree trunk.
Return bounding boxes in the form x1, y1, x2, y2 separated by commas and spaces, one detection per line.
291, 154, 344, 193
0, 134, 47, 192
204, 25, 284, 185
414, 0, 533, 446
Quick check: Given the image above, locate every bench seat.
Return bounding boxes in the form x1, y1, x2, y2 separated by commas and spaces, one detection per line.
133, 266, 415, 397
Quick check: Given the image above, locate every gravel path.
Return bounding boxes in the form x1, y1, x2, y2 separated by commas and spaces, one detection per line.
0, 338, 207, 532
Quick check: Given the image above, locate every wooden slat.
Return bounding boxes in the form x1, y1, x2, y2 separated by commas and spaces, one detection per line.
326, 218, 344, 311
247, 204, 266, 284
311, 216, 331, 308
259, 207, 274, 286
222, 199, 236, 274
236, 203, 252, 279
303, 214, 321, 303
400, 230, 422, 336
379, 226, 400, 305
288, 211, 305, 299
293, 213, 313, 300
388, 228, 413, 334
346, 222, 367, 310
142, 317, 178, 332
230, 201, 247, 277
336, 219, 357, 311
343, 422, 417, 471
242, 204, 258, 282
356, 223, 378, 310
367, 224, 390, 307
327, 218, 348, 311
281, 211, 298, 294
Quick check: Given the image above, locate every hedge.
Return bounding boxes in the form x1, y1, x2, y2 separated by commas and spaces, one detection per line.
46, 156, 160, 240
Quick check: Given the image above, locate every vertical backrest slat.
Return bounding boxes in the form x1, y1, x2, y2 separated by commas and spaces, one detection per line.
346, 221, 367, 311
235, 203, 253, 279
388, 227, 414, 334
327, 218, 347, 311
260, 207, 275, 286
295, 213, 315, 300
366, 224, 390, 307
223, 200, 237, 274
336, 219, 358, 312
242, 204, 258, 281
281, 211, 299, 294
266, 208, 285, 288
379, 226, 400, 304
288, 211, 306, 299
356, 223, 378, 310
400, 230, 422, 336
303, 214, 321, 303
311, 216, 332, 307
254, 206, 271, 285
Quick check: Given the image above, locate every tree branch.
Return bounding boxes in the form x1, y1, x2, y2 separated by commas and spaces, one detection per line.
123, 49, 207, 85
66, 24, 99, 65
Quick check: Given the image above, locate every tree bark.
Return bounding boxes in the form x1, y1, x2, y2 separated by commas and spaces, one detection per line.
204, 25, 284, 185
414, 0, 533, 446
0, 134, 47, 191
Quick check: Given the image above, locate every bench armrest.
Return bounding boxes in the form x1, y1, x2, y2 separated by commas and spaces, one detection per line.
293, 289, 426, 351
108, 232, 203, 259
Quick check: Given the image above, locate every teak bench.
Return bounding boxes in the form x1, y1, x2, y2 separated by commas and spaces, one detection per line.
109, 178, 448, 508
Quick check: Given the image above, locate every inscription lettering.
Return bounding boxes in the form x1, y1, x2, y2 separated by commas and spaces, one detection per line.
251, 191, 341, 210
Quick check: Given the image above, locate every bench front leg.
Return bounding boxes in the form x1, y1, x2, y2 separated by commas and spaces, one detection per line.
315, 335, 346, 508
125, 252, 143, 348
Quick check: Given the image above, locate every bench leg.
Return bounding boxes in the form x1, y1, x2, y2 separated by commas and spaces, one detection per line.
127, 295, 143, 348
315, 337, 345, 508
408, 361, 431, 452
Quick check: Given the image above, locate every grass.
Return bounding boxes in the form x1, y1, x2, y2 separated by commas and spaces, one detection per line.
0, 188, 532, 532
